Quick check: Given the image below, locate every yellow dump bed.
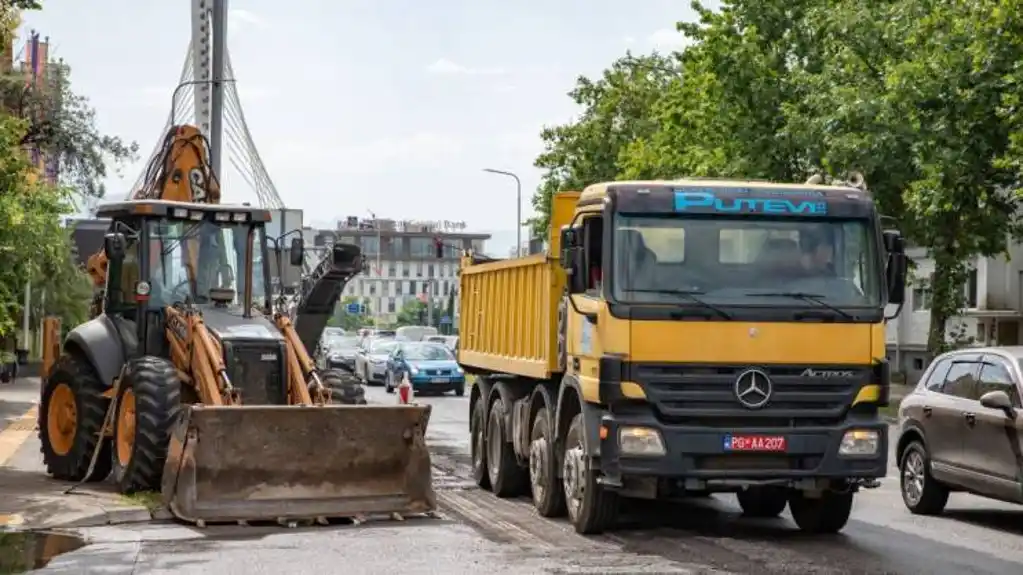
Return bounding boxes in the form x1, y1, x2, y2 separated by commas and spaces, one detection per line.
458, 191, 580, 380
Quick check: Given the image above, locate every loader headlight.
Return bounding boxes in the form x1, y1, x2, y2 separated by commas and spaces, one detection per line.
839, 429, 879, 456
619, 426, 666, 457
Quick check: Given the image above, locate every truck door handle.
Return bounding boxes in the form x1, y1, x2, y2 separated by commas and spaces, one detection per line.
922, 406, 933, 417
964, 412, 976, 426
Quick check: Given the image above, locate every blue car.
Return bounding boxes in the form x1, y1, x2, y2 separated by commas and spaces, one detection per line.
384, 342, 466, 396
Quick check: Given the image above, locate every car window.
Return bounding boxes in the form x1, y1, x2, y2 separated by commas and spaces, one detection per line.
403, 344, 454, 361
977, 357, 1022, 407
923, 357, 953, 391
942, 360, 980, 401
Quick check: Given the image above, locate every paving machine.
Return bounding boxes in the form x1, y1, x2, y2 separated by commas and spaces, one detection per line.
37, 124, 435, 525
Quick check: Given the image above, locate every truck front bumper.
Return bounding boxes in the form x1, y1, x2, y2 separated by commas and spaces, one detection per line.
597, 411, 888, 485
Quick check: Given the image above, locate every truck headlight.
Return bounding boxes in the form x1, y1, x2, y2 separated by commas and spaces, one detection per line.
839, 429, 879, 456
619, 426, 666, 457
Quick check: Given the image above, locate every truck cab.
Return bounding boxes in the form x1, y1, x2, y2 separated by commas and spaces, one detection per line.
460, 177, 908, 536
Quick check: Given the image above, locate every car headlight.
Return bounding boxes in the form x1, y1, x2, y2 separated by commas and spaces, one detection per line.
619, 426, 666, 456
454, 366, 464, 374
409, 366, 419, 375
839, 429, 879, 456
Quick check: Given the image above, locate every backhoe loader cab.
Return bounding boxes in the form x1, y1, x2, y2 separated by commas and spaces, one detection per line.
39, 199, 436, 525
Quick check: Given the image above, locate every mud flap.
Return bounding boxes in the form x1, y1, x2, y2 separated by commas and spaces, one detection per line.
161, 404, 434, 524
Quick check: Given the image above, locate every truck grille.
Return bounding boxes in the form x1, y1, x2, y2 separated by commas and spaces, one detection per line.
635, 363, 868, 427
226, 342, 287, 405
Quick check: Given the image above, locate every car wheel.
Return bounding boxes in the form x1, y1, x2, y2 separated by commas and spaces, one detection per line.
900, 440, 949, 515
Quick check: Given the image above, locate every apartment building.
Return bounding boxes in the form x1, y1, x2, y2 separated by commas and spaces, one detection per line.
887, 245, 1023, 382
311, 217, 490, 325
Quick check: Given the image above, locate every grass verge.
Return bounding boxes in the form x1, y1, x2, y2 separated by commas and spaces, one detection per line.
119, 491, 162, 512
879, 398, 901, 421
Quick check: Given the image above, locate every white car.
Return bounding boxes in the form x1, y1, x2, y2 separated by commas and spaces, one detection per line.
354, 338, 398, 385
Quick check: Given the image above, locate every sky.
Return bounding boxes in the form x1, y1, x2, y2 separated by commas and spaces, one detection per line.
22, 0, 711, 255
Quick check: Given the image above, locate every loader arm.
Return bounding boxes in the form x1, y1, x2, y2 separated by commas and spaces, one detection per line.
273, 312, 316, 406
164, 305, 234, 405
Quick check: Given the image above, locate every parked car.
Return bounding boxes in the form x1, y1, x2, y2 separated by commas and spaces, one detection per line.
354, 338, 398, 385
896, 346, 1023, 516
384, 342, 465, 396
318, 335, 360, 372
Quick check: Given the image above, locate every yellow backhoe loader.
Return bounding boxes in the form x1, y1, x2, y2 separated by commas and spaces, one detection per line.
37, 125, 435, 525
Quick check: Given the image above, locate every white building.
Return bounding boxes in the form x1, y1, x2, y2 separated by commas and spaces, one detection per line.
310, 218, 490, 326
887, 245, 1023, 382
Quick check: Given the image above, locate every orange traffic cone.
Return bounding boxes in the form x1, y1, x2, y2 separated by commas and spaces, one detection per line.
397, 372, 413, 405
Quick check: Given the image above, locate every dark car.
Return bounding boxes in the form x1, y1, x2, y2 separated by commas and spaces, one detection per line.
320, 335, 360, 372
896, 346, 1023, 516
384, 342, 465, 396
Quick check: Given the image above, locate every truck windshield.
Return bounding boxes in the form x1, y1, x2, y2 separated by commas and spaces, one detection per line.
611, 215, 882, 310
148, 220, 267, 308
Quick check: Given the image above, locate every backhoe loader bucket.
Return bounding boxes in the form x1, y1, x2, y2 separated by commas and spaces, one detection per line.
161, 404, 434, 524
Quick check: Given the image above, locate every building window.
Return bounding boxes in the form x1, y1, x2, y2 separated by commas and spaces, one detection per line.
913, 358, 924, 370
388, 298, 396, 313
442, 282, 449, 296
912, 284, 931, 311
387, 263, 396, 277
427, 264, 434, 278
410, 237, 432, 258
409, 280, 416, 294
360, 235, 379, 256
369, 282, 377, 295
965, 268, 978, 308
390, 237, 404, 258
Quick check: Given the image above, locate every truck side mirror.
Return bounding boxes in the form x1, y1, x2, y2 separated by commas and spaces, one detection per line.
289, 237, 304, 266
883, 231, 907, 304
559, 227, 577, 270
104, 232, 127, 261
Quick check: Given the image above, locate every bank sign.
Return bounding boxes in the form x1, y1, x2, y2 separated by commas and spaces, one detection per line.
673, 189, 828, 215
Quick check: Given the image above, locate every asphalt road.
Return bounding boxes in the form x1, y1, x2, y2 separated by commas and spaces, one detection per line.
4, 380, 1022, 574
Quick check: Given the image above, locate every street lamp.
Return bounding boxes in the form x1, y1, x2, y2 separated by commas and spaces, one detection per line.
482, 168, 522, 257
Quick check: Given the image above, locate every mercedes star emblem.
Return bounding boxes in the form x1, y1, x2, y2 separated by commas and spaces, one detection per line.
734, 368, 772, 409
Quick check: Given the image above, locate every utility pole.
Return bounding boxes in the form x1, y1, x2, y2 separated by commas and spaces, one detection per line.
209, 0, 228, 176
367, 210, 382, 326
482, 168, 522, 256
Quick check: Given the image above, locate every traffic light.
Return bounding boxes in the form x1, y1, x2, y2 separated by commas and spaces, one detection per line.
434, 237, 443, 259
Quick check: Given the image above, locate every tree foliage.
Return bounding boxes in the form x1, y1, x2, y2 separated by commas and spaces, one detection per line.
532, 0, 1023, 354
395, 299, 444, 328
0, 0, 136, 342
328, 296, 372, 331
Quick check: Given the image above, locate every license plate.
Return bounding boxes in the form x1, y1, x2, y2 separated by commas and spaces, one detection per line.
431, 377, 448, 383
723, 434, 787, 452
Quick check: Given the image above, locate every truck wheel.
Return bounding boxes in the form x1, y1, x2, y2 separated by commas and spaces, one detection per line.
486, 396, 528, 497
788, 490, 854, 534
736, 486, 788, 518
529, 406, 566, 517
111, 357, 182, 493
899, 440, 949, 515
470, 396, 490, 489
39, 353, 112, 482
563, 413, 618, 534
321, 369, 366, 405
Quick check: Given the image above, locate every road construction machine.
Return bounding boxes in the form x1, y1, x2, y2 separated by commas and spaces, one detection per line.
38, 124, 435, 525
460, 177, 907, 535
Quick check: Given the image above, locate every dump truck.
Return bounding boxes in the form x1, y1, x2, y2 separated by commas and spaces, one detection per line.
460, 176, 907, 535
37, 122, 435, 526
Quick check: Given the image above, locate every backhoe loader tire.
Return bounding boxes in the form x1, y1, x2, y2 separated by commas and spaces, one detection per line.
39, 352, 112, 482
111, 356, 182, 493
321, 369, 367, 405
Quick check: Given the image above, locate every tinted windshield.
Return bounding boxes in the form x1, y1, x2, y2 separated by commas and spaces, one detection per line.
147, 219, 267, 308
404, 344, 454, 361
612, 215, 881, 308
369, 340, 397, 354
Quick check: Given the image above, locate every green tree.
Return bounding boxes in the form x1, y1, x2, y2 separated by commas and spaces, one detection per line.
530, 53, 680, 236
328, 296, 372, 331
395, 299, 444, 328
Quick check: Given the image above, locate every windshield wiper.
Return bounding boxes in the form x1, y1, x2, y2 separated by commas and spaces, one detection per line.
628, 288, 732, 320
750, 292, 855, 320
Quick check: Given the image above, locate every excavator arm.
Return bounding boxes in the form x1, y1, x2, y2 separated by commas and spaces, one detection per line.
84, 125, 221, 315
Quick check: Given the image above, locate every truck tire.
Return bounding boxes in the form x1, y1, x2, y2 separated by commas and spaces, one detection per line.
470, 396, 490, 489
486, 396, 528, 497
529, 406, 566, 517
39, 352, 112, 482
563, 413, 618, 534
788, 490, 854, 534
111, 357, 182, 493
736, 486, 788, 518
321, 369, 366, 405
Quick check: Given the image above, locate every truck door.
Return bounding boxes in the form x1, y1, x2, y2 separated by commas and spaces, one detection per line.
566, 214, 605, 401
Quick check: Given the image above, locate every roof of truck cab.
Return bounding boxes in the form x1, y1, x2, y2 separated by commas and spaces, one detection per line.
95, 199, 273, 222
577, 179, 867, 205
